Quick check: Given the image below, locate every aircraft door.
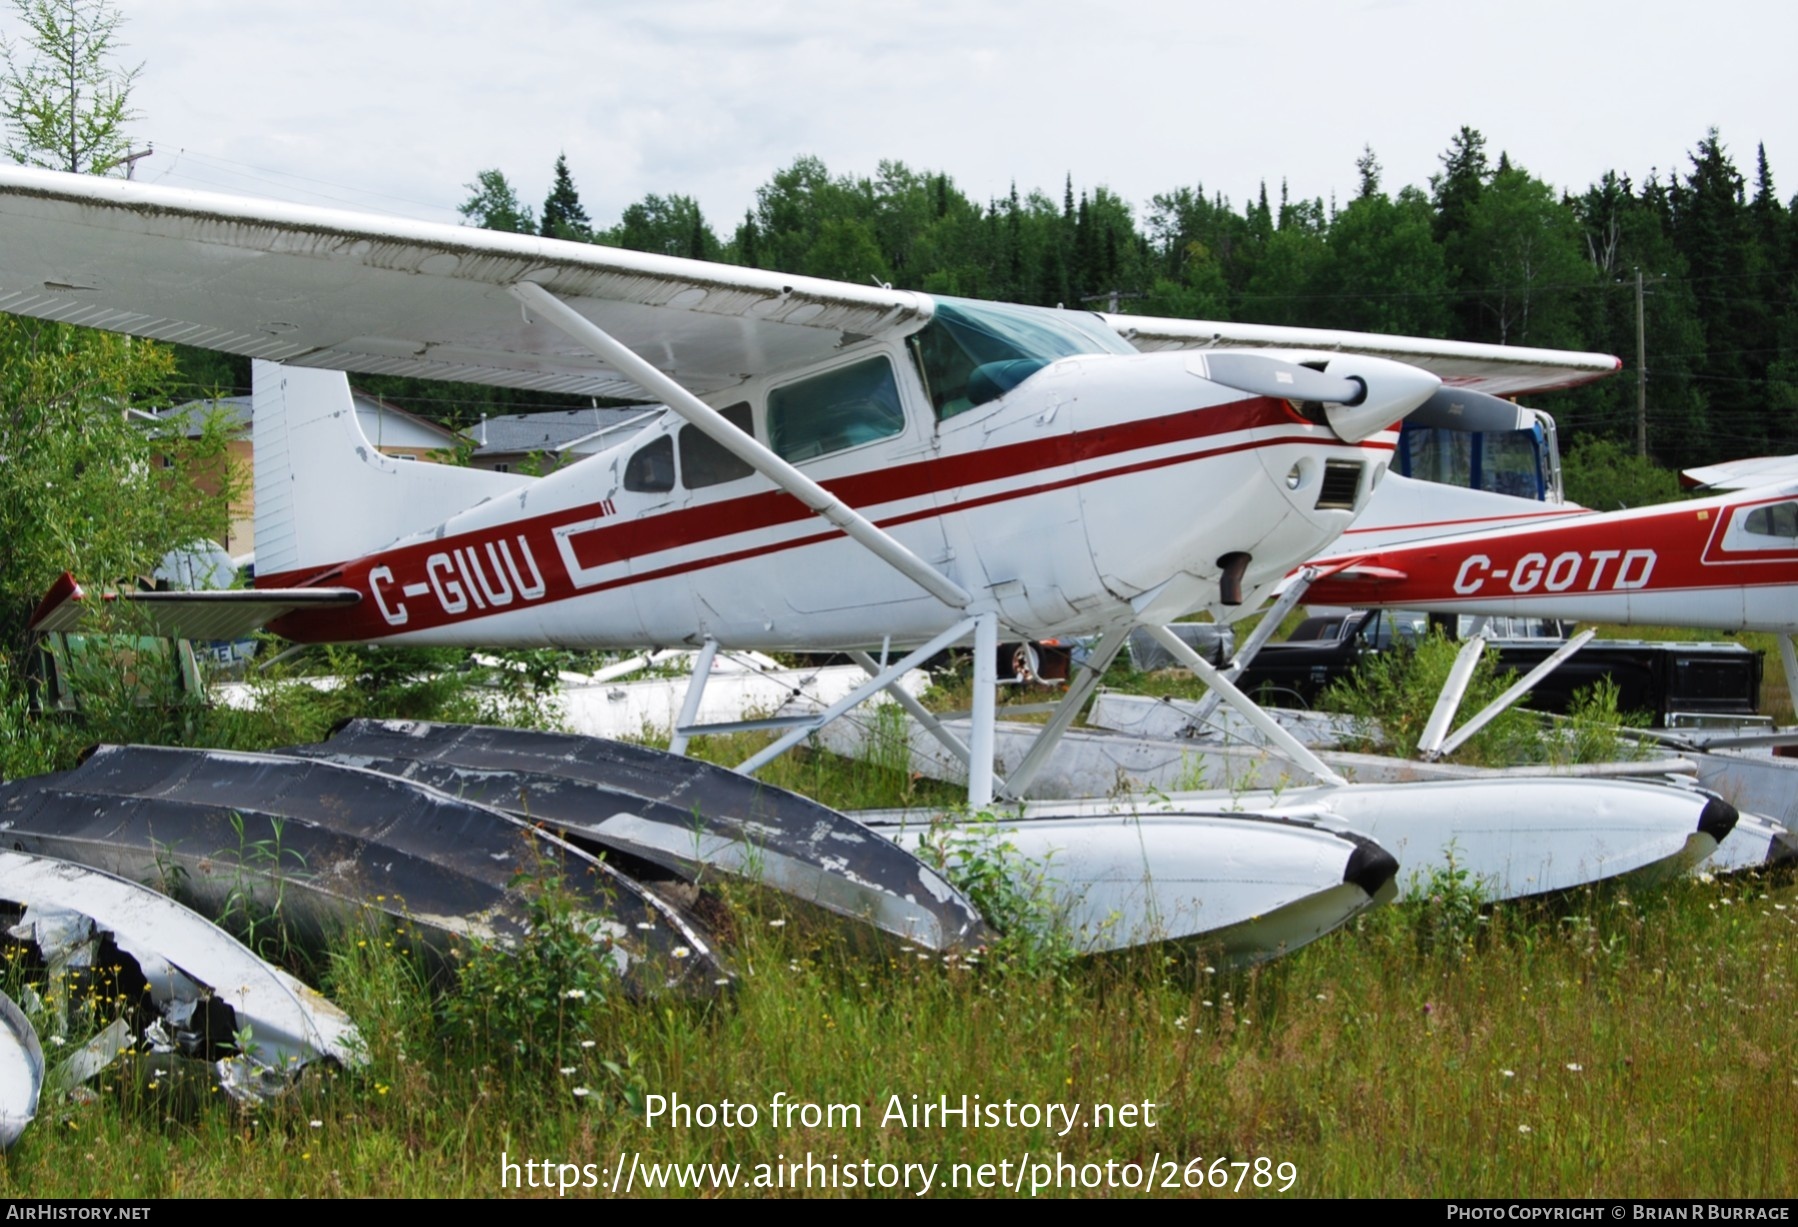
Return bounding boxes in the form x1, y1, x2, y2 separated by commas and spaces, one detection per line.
768, 354, 953, 628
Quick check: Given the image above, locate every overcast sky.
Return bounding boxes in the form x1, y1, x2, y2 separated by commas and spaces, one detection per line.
11, 0, 1795, 234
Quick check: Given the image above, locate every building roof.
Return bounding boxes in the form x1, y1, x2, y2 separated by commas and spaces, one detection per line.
472, 406, 661, 457
155, 387, 465, 448
154, 394, 253, 436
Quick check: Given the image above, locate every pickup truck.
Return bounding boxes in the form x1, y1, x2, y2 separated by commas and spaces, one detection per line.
1231, 609, 1763, 727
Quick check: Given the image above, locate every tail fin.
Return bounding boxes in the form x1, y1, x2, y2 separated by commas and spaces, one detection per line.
1332, 473, 1590, 555
252, 361, 528, 583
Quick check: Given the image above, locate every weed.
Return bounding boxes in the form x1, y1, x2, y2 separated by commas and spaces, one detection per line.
436, 844, 622, 1072
1323, 633, 1530, 763
1173, 750, 1209, 793
214, 812, 307, 962
915, 810, 1078, 973
1546, 677, 1652, 765
1410, 847, 1492, 959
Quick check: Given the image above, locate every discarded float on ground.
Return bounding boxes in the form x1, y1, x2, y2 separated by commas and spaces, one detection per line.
0, 743, 727, 992
279, 717, 989, 953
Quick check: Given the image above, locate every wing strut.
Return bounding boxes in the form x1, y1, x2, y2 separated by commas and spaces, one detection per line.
509, 282, 973, 611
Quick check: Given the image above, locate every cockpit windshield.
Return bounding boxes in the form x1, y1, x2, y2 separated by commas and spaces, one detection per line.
910, 298, 1134, 420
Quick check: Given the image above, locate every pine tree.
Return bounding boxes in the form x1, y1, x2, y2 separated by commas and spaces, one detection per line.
1355, 145, 1383, 199
1432, 127, 1494, 340
1674, 130, 1766, 457
734, 210, 760, 268
540, 152, 591, 241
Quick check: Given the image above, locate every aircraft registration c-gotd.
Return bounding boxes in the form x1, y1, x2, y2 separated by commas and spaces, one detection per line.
0, 166, 1619, 804
1305, 483, 1798, 634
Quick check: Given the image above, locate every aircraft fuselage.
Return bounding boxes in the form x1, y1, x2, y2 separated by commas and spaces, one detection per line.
267, 343, 1397, 650
1306, 482, 1798, 633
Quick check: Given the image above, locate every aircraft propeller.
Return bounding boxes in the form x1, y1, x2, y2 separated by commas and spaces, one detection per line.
1406, 386, 1534, 434
1201, 352, 1367, 407
1198, 351, 1439, 444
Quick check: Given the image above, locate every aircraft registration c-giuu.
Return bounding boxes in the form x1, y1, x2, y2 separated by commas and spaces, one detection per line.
0, 166, 1620, 804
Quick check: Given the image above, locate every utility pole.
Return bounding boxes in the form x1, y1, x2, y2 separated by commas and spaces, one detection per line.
121, 144, 153, 179
1635, 268, 1647, 458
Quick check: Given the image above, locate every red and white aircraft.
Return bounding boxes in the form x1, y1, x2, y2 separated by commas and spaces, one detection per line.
1301, 477, 1798, 634
0, 166, 1619, 804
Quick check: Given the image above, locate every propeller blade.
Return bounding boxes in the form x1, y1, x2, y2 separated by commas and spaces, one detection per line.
1407, 387, 1531, 433
1202, 352, 1365, 405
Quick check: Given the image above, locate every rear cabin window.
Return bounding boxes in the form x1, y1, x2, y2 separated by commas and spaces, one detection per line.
624, 434, 675, 492
1742, 501, 1798, 540
767, 356, 905, 463
679, 403, 756, 488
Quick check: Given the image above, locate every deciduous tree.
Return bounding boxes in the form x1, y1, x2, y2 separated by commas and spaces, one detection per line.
0, 0, 141, 174
458, 168, 535, 234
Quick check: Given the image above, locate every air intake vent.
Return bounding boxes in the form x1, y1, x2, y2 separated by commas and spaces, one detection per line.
1316, 460, 1363, 510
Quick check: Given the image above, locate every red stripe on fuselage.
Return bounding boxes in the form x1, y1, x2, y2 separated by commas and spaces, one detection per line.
1308, 498, 1798, 608
267, 397, 1380, 641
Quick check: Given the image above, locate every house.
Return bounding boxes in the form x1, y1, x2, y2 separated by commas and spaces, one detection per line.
153, 387, 466, 555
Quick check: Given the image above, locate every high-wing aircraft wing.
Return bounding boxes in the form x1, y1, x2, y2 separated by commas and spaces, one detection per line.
0, 166, 927, 398
0, 166, 1618, 404
1103, 314, 1622, 398
1680, 455, 1798, 491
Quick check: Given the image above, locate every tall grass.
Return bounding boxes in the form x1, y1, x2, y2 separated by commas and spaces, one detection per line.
0, 872, 1790, 1197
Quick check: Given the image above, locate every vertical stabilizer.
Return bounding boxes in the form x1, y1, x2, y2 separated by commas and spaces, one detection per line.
1331, 473, 1591, 556
252, 361, 529, 582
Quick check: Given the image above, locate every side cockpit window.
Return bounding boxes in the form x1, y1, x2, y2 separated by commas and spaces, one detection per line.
1720, 498, 1798, 554
623, 434, 675, 493
768, 356, 904, 463
908, 298, 1135, 421
679, 403, 756, 488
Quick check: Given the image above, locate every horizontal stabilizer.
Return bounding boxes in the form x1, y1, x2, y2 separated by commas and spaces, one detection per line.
29, 572, 359, 640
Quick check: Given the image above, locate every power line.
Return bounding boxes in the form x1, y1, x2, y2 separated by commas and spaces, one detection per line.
148, 147, 462, 220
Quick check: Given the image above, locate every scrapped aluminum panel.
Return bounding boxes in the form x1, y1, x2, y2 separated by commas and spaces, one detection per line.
43, 1017, 132, 1100
287, 719, 990, 952
0, 990, 42, 1150
0, 744, 724, 995
0, 850, 358, 1070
